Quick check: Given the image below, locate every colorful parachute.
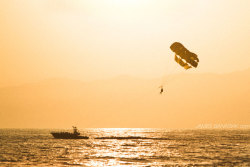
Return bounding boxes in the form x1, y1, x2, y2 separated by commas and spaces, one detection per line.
170, 42, 199, 69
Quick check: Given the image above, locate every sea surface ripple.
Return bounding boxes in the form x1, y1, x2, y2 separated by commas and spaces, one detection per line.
0, 128, 249, 166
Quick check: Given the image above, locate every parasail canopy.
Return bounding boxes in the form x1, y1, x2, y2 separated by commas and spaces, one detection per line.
170, 42, 199, 69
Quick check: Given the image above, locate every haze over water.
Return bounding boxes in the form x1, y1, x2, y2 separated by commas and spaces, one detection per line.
0, 128, 249, 166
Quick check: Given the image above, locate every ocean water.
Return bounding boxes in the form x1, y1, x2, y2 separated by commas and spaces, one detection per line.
0, 128, 249, 166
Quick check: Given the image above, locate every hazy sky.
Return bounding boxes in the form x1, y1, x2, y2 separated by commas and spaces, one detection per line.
1, 0, 250, 87
0, 0, 250, 129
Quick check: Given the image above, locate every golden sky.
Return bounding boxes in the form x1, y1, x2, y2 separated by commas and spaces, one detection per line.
0, 0, 250, 128
0, 0, 250, 87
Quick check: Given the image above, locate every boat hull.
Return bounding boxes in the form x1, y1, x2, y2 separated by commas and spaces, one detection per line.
51, 132, 89, 139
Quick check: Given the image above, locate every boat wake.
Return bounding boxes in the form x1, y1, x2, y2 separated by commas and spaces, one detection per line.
95, 136, 169, 140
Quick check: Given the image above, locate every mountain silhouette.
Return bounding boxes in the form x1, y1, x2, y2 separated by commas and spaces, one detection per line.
0, 69, 249, 128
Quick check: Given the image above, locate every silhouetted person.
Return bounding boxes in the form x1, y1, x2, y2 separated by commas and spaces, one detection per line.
159, 86, 164, 94
73, 126, 80, 135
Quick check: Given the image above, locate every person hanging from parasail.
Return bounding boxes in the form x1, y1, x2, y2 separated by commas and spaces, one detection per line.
159, 85, 164, 94
159, 42, 199, 94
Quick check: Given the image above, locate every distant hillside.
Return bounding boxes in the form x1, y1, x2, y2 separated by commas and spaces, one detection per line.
0, 69, 249, 128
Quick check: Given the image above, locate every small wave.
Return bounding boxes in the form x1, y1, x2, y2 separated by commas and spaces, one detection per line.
89, 156, 115, 160
0, 159, 18, 162
60, 162, 82, 166
121, 144, 137, 147
119, 157, 150, 163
